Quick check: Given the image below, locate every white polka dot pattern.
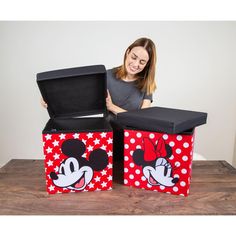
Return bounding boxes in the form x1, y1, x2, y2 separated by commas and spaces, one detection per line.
123, 129, 194, 197
169, 141, 175, 147
129, 163, 135, 168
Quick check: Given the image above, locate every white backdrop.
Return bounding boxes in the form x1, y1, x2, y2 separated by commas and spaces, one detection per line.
0, 21, 235, 167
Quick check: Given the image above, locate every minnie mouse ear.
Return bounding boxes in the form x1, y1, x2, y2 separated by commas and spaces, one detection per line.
61, 139, 86, 158
132, 149, 145, 166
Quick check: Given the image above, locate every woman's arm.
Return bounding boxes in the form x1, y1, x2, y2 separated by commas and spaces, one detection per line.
106, 90, 127, 115
141, 99, 151, 109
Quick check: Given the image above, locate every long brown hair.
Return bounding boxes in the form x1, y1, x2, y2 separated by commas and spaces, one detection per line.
114, 37, 157, 95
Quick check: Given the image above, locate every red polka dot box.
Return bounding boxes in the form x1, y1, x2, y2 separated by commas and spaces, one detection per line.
37, 65, 113, 194
117, 107, 207, 196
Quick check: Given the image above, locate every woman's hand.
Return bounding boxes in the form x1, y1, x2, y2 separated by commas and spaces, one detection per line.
41, 97, 48, 108
141, 99, 151, 109
106, 90, 114, 112
106, 90, 126, 115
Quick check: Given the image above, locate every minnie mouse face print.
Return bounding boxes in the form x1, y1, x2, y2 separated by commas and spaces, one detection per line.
132, 137, 179, 187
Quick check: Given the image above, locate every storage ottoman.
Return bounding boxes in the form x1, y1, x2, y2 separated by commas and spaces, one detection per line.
37, 65, 113, 194
116, 107, 207, 196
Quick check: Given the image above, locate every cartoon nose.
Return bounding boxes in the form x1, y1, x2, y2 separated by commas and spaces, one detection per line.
50, 172, 58, 180
172, 177, 179, 184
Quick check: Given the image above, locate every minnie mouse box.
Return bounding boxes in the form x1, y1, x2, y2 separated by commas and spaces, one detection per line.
116, 107, 207, 196
37, 65, 113, 194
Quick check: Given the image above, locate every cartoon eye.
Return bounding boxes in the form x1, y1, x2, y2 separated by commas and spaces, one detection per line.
61, 166, 65, 175
63, 157, 79, 176
164, 166, 168, 176
70, 161, 75, 172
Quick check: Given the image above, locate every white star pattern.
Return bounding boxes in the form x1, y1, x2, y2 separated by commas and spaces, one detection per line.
94, 176, 101, 182
101, 144, 107, 150
88, 182, 94, 188
52, 140, 59, 147
107, 175, 112, 181
45, 134, 52, 140
107, 138, 113, 144
44, 131, 113, 194
93, 138, 100, 145
47, 160, 53, 167
101, 181, 107, 188
73, 133, 80, 139
46, 147, 53, 154
87, 133, 93, 138
101, 169, 107, 176
48, 185, 55, 191
87, 145, 93, 151
100, 132, 107, 138
59, 134, 66, 140
53, 153, 60, 160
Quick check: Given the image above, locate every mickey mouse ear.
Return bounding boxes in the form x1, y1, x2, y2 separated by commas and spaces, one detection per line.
61, 139, 86, 158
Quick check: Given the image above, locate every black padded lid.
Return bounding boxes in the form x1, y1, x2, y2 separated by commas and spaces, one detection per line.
116, 106, 207, 134
37, 65, 107, 118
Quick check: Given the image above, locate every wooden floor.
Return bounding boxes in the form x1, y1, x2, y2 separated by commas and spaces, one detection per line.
0, 159, 236, 215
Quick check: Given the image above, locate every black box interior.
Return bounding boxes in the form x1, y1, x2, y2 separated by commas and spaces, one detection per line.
37, 65, 111, 132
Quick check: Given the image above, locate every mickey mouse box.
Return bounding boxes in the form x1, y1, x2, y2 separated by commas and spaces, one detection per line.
37, 65, 113, 194
116, 107, 207, 196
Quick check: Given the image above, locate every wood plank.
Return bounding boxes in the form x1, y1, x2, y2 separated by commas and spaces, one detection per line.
0, 159, 44, 174
0, 159, 236, 215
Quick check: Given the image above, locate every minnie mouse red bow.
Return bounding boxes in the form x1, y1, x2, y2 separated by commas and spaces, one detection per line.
143, 137, 167, 161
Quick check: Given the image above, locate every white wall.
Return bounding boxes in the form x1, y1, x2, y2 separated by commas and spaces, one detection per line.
0, 21, 235, 167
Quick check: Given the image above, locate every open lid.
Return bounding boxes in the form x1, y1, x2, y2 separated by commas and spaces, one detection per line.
116, 106, 207, 134
37, 65, 107, 118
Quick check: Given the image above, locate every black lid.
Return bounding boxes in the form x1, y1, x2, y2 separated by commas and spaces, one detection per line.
37, 65, 107, 118
116, 106, 207, 134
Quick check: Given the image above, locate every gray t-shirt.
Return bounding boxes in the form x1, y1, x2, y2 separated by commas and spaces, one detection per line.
107, 69, 153, 111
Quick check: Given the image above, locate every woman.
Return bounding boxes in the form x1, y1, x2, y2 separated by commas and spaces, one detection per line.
106, 37, 157, 118
106, 38, 157, 163
41, 37, 157, 116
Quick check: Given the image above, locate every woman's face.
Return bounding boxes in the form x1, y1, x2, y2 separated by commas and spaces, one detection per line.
125, 46, 149, 76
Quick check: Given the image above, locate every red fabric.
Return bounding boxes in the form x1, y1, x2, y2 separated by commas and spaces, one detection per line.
124, 129, 195, 196
43, 131, 113, 194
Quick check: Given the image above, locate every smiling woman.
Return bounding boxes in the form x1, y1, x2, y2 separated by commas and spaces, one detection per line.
40, 37, 157, 118
106, 37, 157, 118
